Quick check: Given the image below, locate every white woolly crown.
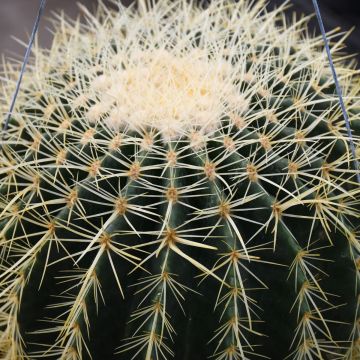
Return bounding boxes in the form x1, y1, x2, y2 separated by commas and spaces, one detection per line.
86, 49, 242, 138
71, 1, 255, 139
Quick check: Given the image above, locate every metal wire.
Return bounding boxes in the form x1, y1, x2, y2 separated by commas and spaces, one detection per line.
2, 0, 47, 134
312, 0, 360, 183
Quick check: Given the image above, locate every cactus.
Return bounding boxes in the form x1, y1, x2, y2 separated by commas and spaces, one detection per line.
0, 0, 360, 359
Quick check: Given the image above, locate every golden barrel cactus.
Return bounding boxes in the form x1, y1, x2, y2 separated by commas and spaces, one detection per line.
0, 1, 359, 359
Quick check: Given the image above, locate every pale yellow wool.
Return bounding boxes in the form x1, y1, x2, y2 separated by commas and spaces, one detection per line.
85, 49, 244, 138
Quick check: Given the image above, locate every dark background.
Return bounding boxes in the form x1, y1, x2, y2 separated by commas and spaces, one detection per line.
0, 0, 359, 62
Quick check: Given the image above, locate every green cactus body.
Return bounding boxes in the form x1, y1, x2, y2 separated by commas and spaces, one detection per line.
0, 1, 359, 359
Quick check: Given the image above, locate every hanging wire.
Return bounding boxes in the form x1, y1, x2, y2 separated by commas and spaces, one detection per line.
311, 0, 360, 183
1, 0, 47, 135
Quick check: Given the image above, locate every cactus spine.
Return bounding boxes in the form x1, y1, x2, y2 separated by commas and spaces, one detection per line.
0, 0, 360, 359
